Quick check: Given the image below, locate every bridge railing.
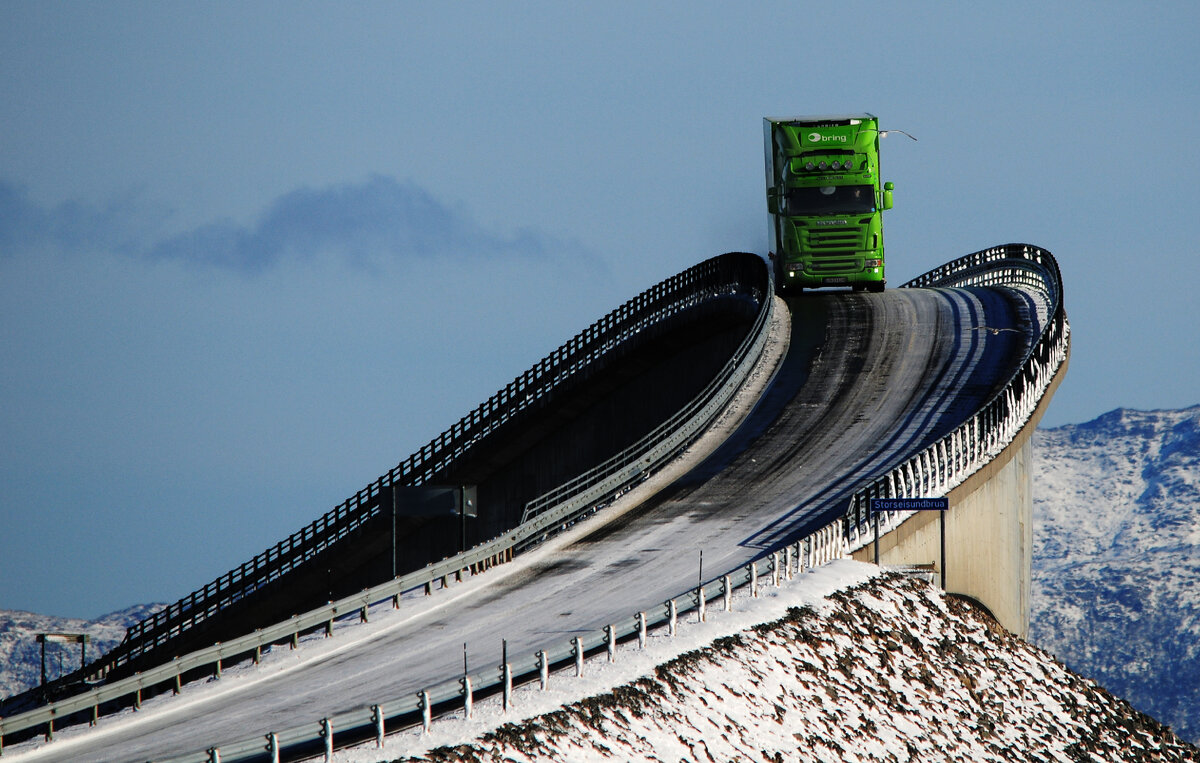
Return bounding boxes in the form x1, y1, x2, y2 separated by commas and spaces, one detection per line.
2, 246, 1068, 758
0, 253, 772, 746
843, 243, 1069, 543
64, 252, 768, 684
518, 265, 773, 533
140, 244, 1066, 762
157, 517, 851, 763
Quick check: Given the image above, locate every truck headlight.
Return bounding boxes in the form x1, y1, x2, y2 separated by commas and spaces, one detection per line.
865, 259, 882, 268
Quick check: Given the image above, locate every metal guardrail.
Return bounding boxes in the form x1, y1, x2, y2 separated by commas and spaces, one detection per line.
518, 266, 775, 530
25, 252, 767, 694
844, 243, 1069, 543
0, 252, 772, 752
153, 518, 851, 763
155, 244, 1066, 763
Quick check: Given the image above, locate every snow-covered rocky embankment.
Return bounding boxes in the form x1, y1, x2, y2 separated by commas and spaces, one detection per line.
380, 571, 1195, 763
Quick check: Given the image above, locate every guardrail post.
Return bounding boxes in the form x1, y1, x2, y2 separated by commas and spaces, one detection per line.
392, 593, 400, 609
254, 644, 262, 665
606, 625, 616, 662
424, 580, 433, 596
772, 552, 781, 587
134, 686, 142, 710
359, 606, 368, 624
266, 732, 280, 763
538, 650, 549, 690
723, 575, 732, 611
207, 746, 220, 763
638, 612, 647, 649
574, 637, 584, 677
372, 704, 384, 747
462, 676, 473, 719
502, 661, 513, 711
698, 585, 706, 622
174, 671, 182, 695
215, 656, 222, 679
750, 561, 758, 597
784, 545, 793, 580
668, 599, 677, 637
291, 631, 299, 650
324, 618, 333, 638
321, 717, 332, 761
421, 690, 431, 732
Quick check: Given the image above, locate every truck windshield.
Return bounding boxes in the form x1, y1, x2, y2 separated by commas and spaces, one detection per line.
785, 185, 875, 215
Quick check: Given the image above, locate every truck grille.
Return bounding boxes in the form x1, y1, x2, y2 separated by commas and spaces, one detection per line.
804, 226, 863, 252
811, 258, 859, 273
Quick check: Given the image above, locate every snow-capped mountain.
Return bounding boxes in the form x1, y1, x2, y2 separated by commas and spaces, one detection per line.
0, 603, 162, 702
1032, 405, 1200, 743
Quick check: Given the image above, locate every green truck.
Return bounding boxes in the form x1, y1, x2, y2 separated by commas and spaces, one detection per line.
764, 114, 896, 293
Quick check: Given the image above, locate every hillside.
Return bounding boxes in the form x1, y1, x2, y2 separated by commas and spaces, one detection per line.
1032, 405, 1200, 743
365, 571, 1195, 762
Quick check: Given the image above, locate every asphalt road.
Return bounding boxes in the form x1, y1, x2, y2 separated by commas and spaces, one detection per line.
16, 285, 1032, 762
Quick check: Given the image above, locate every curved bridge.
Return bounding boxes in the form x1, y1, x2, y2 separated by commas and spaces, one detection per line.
0, 245, 1068, 761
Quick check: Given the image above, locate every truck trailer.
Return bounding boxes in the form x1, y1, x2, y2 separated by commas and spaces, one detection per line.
764, 114, 894, 293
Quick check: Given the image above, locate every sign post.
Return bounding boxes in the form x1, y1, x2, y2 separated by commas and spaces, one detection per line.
36, 633, 90, 687
385, 484, 479, 574
868, 497, 950, 589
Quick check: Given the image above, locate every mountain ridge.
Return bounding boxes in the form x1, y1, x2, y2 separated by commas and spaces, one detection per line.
1032, 404, 1200, 743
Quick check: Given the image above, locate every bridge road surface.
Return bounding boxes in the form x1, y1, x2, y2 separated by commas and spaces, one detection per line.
19, 286, 1034, 762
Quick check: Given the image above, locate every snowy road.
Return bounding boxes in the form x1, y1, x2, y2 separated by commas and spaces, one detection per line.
12, 286, 1033, 762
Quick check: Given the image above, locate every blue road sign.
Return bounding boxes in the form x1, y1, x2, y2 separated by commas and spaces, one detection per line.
869, 497, 948, 513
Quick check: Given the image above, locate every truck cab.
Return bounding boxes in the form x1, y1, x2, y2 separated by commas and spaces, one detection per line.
765, 114, 893, 293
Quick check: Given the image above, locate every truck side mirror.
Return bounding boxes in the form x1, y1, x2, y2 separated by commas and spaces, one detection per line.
882, 182, 894, 211
767, 191, 781, 215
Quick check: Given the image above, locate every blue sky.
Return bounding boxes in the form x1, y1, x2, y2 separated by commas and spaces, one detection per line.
2, 2, 1198, 618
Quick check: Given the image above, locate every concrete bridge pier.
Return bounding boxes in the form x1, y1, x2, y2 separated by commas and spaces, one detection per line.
851, 356, 1067, 639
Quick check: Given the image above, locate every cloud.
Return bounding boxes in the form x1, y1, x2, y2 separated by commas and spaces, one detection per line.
0, 176, 586, 274
0, 180, 150, 256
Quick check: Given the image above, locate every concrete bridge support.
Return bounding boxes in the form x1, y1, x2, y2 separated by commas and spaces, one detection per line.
851, 356, 1067, 639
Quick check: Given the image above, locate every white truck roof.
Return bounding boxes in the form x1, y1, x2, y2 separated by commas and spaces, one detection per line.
765, 113, 876, 124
